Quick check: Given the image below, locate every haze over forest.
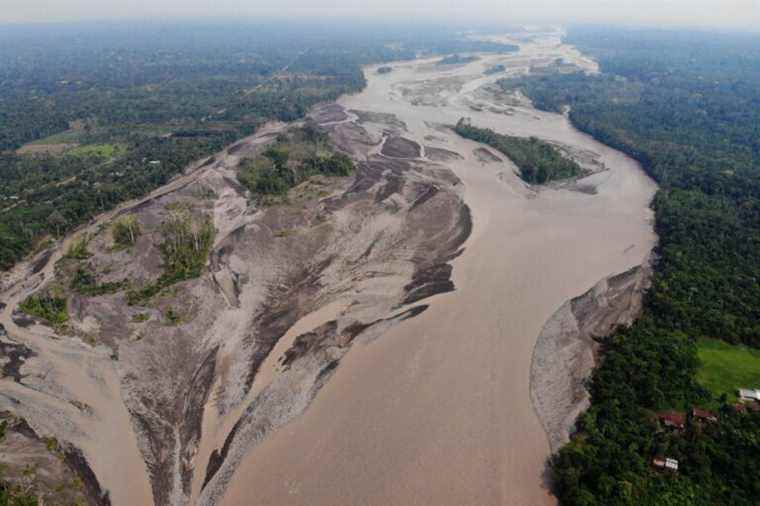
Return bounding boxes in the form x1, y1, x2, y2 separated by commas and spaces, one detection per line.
2, 0, 760, 29
1, 1, 759, 505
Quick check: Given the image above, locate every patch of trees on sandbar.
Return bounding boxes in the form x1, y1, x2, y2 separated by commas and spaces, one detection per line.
237, 124, 354, 203
454, 118, 583, 184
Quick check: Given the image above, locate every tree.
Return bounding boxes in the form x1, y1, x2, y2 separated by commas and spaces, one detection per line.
112, 215, 141, 247
46, 210, 67, 237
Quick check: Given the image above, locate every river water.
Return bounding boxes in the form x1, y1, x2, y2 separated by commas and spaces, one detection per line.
220, 36, 657, 505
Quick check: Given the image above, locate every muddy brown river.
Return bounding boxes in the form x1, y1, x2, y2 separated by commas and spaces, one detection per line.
0, 33, 656, 506
220, 36, 657, 505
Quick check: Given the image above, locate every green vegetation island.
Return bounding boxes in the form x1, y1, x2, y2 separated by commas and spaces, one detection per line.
501, 25, 760, 506
437, 54, 479, 65
237, 124, 354, 200
454, 118, 583, 184
484, 64, 506, 75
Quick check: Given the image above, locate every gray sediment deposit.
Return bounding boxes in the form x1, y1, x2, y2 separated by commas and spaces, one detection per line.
425, 146, 464, 162
530, 262, 653, 453
0, 104, 470, 505
474, 146, 503, 163
220, 29, 656, 506
380, 136, 422, 158
0, 411, 107, 505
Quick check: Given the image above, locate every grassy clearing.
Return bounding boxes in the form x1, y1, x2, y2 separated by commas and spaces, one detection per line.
18, 136, 127, 160
17, 131, 82, 155
28, 131, 82, 145
696, 337, 760, 402
16, 143, 78, 156
67, 143, 127, 159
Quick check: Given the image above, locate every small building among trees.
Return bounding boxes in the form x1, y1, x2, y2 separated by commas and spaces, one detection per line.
658, 411, 686, 429
653, 457, 679, 472
738, 388, 760, 402
692, 408, 718, 423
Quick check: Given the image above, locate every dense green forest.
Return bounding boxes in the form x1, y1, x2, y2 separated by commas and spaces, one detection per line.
0, 21, 518, 271
454, 118, 583, 183
500, 26, 760, 505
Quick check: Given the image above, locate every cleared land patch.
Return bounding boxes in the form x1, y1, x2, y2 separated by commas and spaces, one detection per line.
16, 143, 78, 156
16, 131, 82, 155
67, 143, 127, 159
697, 337, 760, 403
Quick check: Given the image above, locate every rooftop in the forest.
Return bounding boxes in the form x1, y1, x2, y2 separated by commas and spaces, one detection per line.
658, 411, 686, 429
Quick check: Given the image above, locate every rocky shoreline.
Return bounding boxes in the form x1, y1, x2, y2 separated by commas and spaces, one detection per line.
530, 261, 653, 453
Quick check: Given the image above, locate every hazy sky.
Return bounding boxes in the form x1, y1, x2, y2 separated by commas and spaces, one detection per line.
2, 0, 759, 29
